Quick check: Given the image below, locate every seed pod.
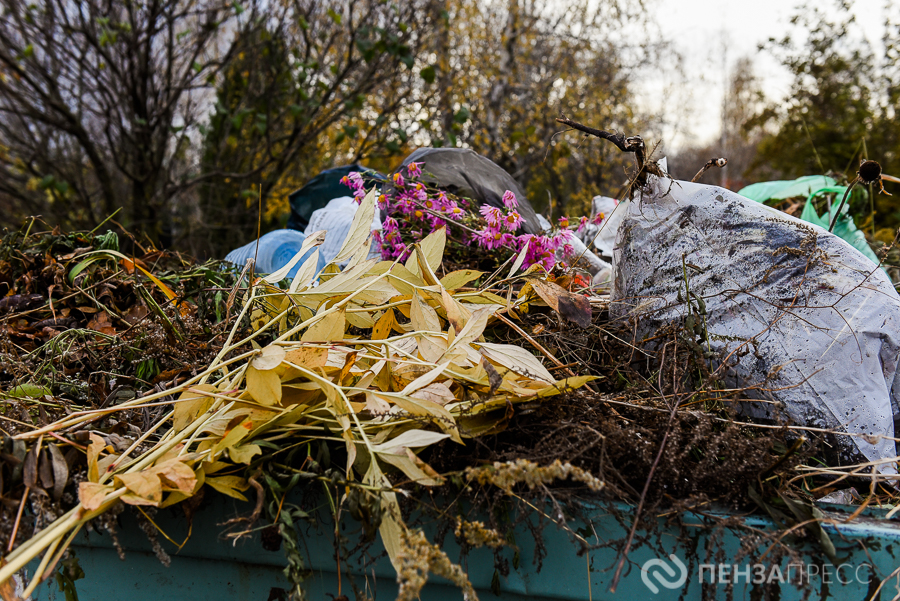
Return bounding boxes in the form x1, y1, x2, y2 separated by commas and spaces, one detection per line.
858, 160, 882, 184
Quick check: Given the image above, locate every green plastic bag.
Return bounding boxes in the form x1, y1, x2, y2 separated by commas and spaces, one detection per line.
799, 186, 880, 265
738, 177, 880, 267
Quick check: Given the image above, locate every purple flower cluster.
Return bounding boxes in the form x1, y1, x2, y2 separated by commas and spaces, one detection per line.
340, 171, 367, 203
342, 164, 576, 272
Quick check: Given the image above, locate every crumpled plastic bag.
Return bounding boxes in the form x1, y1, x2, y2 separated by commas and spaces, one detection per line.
611, 176, 900, 469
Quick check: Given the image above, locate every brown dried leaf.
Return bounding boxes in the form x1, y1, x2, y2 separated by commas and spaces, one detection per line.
38, 448, 54, 490
47, 443, 68, 501
22, 445, 38, 490
153, 459, 197, 493
79, 481, 113, 511
87, 311, 116, 336
558, 293, 592, 328
115, 471, 163, 506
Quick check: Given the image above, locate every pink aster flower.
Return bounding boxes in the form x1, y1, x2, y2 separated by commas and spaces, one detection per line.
550, 229, 573, 251
445, 201, 464, 220
503, 210, 523, 232
341, 171, 364, 191
393, 172, 405, 187
477, 226, 508, 250
479, 205, 503, 227
592, 211, 606, 225
407, 161, 423, 179
558, 216, 569, 229
578, 216, 589, 233
502, 190, 518, 209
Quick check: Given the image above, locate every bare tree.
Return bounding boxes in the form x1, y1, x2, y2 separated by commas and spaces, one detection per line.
0, 0, 253, 242
0, 0, 427, 250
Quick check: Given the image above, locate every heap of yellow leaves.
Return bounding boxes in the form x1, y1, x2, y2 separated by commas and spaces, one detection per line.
1, 190, 595, 595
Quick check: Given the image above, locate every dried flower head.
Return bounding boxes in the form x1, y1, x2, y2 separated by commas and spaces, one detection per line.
858, 160, 882, 185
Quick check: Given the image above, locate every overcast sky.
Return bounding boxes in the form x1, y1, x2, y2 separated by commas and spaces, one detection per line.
644, 0, 891, 150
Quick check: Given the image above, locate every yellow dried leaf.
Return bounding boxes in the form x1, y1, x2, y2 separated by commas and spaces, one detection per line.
228, 443, 262, 464
86, 433, 105, 483
400, 361, 451, 396
418, 334, 447, 363
365, 391, 392, 415
79, 481, 113, 511
406, 226, 445, 277
372, 309, 395, 340
508, 238, 531, 278
379, 450, 444, 486
386, 265, 425, 297
173, 385, 217, 431
97, 453, 117, 479
534, 376, 598, 397
410, 291, 441, 333
442, 289, 472, 333
442, 306, 493, 359
115, 471, 163, 506
301, 309, 346, 342
478, 342, 555, 383
252, 344, 286, 371
440, 269, 483, 291
246, 365, 282, 405
383, 392, 462, 444
206, 475, 250, 501
332, 189, 377, 264
289, 249, 322, 293
211, 418, 254, 457
345, 310, 375, 329
283, 346, 328, 370
379, 491, 404, 572
411, 382, 455, 406
412, 245, 441, 286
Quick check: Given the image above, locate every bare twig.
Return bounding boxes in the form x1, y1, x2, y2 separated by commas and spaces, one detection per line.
691, 158, 727, 183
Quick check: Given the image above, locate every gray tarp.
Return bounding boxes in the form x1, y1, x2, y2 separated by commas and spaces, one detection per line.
397, 148, 542, 235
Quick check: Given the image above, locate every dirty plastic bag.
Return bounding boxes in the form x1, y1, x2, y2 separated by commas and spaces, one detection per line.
611, 176, 900, 469
536, 214, 611, 282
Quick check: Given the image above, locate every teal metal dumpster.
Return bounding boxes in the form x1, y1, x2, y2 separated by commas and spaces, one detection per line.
24, 495, 900, 600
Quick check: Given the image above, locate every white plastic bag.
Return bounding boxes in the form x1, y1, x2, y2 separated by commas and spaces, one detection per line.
305, 196, 382, 266
611, 176, 900, 469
